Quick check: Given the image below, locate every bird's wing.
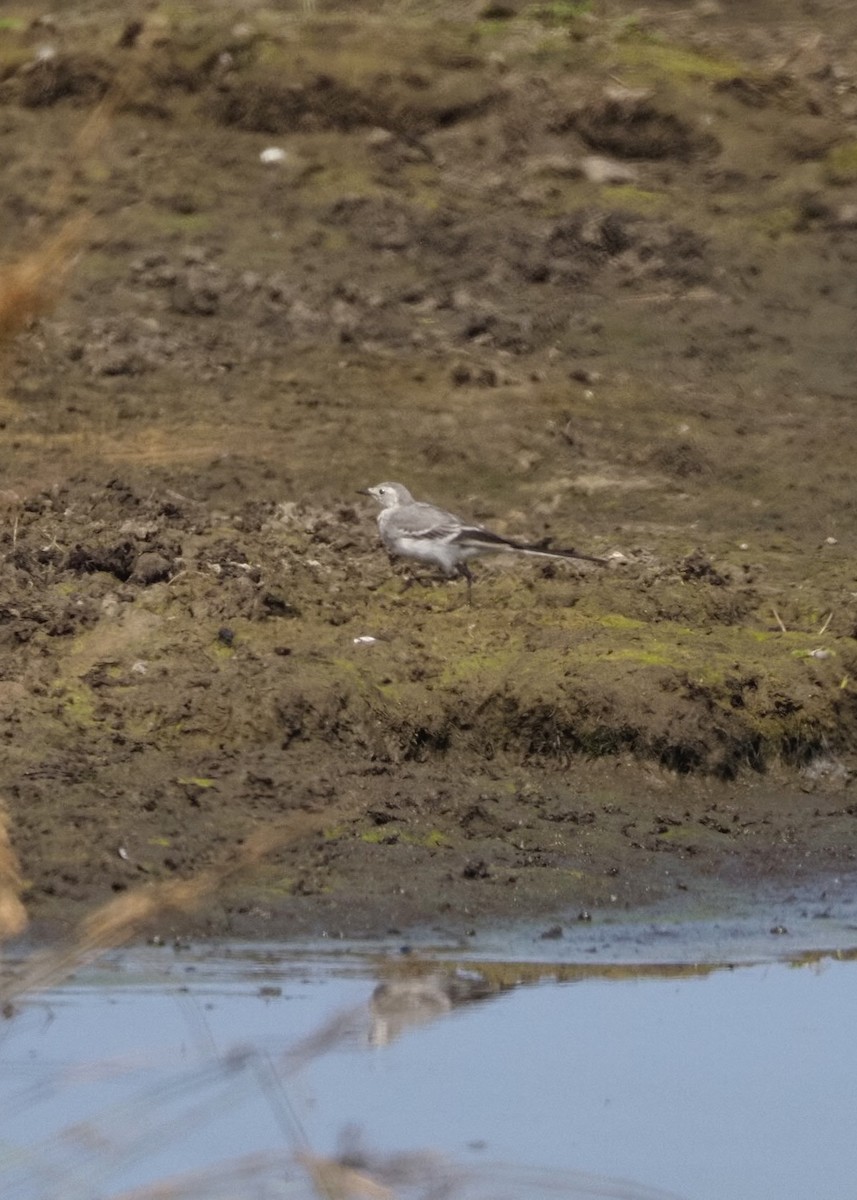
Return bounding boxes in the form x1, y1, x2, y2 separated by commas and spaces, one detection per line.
451, 524, 514, 548
388, 502, 466, 541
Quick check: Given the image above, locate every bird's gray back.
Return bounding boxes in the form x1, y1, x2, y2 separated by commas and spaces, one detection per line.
379, 499, 462, 542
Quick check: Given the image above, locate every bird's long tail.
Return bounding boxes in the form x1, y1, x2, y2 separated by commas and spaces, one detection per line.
512, 543, 608, 566
453, 527, 607, 565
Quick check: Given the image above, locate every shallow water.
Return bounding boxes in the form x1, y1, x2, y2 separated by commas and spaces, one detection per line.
1, 931, 856, 1200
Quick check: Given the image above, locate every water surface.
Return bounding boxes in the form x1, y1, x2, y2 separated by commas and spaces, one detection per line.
1, 932, 855, 1200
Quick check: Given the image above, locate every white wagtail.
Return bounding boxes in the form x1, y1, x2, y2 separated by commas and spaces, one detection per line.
359, 481, 606, 602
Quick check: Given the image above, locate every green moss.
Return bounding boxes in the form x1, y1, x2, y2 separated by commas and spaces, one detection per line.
360, 826, 450, 847
616, 36, 741, 81
270, 876, 299, 896
600, 184, 669, 213
752, 205, 799, 238
0, 43, 30, 73
146, 211, 213, 235
301, 162, 384, 207
319, 228, 350, 254
401, 163, 442, 209
438, 646, 525, 685
531, 0, 593, 24
360, 827, 393, 844
605, 647, 674, 667
824, 141, 857, 185
655, 825, 700, 844
52, 682, 96, 725
477, 18, 516, 39
596, 612, 648, 632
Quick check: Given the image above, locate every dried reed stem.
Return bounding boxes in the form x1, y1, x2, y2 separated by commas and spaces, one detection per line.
0, 817, 321, 1006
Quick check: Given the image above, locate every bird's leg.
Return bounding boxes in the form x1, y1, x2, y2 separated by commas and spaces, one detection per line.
389, 556, 419, 593
394, 561, 436, 594
457, 562, 474, 606
402, 571, 437, 592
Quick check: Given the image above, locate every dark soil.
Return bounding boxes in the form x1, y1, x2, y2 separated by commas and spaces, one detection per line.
1, 0, 857, 941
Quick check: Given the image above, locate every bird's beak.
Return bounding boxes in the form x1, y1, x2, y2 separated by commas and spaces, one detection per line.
356, 488, 371, 496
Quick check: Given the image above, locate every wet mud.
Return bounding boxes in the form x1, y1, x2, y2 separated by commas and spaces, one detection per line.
1, 0, 856, 940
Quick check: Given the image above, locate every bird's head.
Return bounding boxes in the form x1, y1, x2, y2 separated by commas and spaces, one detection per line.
357, 482, 413, 510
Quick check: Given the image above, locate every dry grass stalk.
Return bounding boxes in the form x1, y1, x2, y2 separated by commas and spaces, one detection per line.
112, 1152, 295, 1200
0, 805, 27, 941
297, 1153, 394, 1200
0, 215, 88, 346
0, 98, 114, 350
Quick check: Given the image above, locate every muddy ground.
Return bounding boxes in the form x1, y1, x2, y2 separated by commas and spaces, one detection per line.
1, 0, 856, 942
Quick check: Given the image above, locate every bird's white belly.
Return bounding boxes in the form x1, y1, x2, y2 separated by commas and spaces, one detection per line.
387, 534, 460, 574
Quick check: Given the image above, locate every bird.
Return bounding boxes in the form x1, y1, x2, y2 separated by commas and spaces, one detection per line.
358, 481, 606, 602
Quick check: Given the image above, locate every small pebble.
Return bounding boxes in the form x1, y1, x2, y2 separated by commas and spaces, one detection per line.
580, 155, 638, 184
260, 147, 287, 165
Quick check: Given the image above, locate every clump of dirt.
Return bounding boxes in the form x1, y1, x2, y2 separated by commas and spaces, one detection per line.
17, 53, 113, 107
565, 94, 719, 161
1, 0, 856, 939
